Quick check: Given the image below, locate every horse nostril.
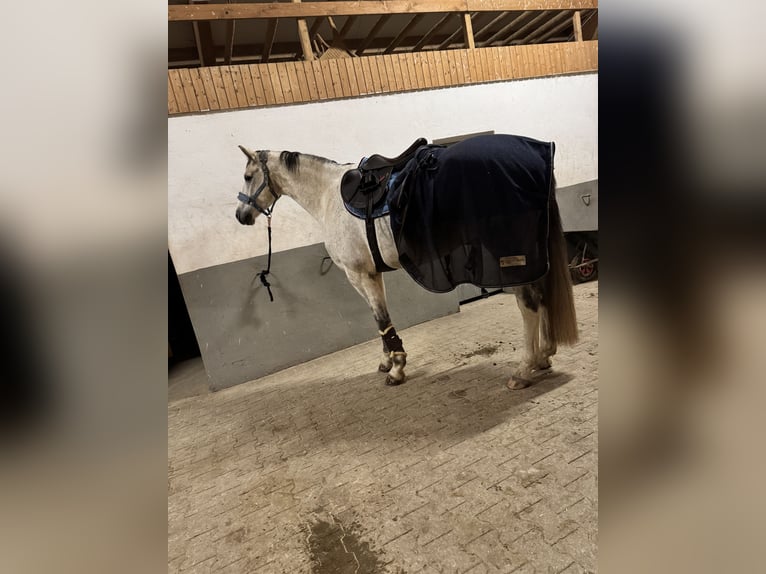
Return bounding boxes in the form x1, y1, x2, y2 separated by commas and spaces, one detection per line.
244, 175, 252, 182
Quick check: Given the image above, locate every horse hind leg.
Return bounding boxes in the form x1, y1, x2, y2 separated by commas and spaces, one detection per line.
510, 284, 546, 389
538, 304, 557, 371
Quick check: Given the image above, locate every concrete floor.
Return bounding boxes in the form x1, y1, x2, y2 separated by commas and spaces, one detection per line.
169, 282, 598, 573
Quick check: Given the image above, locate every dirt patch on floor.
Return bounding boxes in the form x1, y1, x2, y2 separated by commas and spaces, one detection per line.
461, 344, 499, 359
305, 515, 387, 574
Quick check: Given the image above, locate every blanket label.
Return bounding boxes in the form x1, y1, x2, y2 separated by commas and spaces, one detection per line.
500, 255, 527, 267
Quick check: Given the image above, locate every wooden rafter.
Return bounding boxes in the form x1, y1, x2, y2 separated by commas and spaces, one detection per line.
462, 13, 475, 48
472, 12, 513, 42
480, 11, 531, 46
190, 0, 217, 66
309, 16, 326, 41
294, 0, 315, 60
224, 22, 236, 63
169, 2, 600, 22
356, 14, 391, 56
413, 13, 455, 51
338, 15, 357, 39
523, 10, 572, 43
437, 13, 475, 49
580, 9, 597, 40
261, 18, 278, 62
573, 10, 583, 41
494, 10, 551, 45
533, 11, 575, 42
384, 14, 426, 54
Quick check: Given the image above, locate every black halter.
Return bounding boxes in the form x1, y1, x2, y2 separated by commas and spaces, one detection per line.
237, 150, 279, 217
237, 150, 279, 301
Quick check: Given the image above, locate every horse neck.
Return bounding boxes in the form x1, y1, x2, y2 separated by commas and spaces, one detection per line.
268, 152, 349, 223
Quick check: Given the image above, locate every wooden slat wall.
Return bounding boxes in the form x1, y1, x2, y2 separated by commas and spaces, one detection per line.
168, 41, 597, 115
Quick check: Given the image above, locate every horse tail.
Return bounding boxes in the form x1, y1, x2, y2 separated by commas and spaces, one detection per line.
542, 184, 579, 346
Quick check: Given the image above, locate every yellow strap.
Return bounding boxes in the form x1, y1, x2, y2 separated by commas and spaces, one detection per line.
378, 324, 394, 336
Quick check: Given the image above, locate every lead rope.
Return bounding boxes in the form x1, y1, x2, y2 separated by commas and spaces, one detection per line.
258, 215, 274, 302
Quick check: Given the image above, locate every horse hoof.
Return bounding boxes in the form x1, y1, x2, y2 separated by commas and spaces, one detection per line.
385, 374, 405, 386
379, 363, 393, 373
507, 376, 533, 390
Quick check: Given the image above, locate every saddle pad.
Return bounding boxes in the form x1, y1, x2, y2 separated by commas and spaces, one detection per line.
341, 168, 408, 219
388, 134, 554, 293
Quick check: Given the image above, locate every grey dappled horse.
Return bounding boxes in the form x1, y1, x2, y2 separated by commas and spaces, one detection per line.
235, 145, 578, 388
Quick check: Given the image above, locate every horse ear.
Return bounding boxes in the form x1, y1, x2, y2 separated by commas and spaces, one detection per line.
238, 145, 256, 161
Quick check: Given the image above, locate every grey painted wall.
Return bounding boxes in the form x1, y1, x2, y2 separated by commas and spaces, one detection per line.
179, 243, 459, 391
557, 180, 598, 233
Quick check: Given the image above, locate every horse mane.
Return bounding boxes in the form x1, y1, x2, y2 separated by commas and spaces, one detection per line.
279, 150, 339, 173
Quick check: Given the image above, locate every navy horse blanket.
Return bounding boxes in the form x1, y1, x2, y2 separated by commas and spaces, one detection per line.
388, 134, 555, 293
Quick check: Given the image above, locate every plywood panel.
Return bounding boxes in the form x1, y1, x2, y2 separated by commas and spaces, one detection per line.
189, 68, 211, 111
287, 61, 306, 101
401, 54, 413, 89
199, 67, 221, 110
236, 66, 257, 107
391, 54, 406, 91
376, 56, 392, 92
467, 48, 479, 83
229, 66, 250, 107
168, 40, 599, 115
168, 70, 188, 113
368, 57, 382, 93
248, 64, 268, 106
421, 51, 434, 88
277, 63, 294, 103
343, 58, 360, 96
360, 57, 377, 94
310, 60, 328, 99
168, 75, 179, 115
219, 67, 240, 108
266, 63, 286, 104
301, 61, 319, 100
383, 55, 397, 92
335, 58, 352, 97
209, 67, 231, 108
324, 60, 340, 98
179, 68, 201, 112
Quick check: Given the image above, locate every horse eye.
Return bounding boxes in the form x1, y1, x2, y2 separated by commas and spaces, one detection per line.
244, 174, 252, 182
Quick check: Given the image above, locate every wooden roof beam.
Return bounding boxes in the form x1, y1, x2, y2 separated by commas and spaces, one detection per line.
580, 9, 597, 40
522, 10, 572, 44
169, 2, 600, 22
261, 18, 278, 62
572, 10, 583, 41
413, 13, 456, 51
480, 11, 531, 46
492, 10, 550, 45
190, 0, 217, 66
462, 13, 475, 49
533, 12, 575, 42
473, 11, 514, 42
437, 13, 476, 50
355, 14, 391, 56
338, 15, 357, 39
308, 16, 327, 42
384, 14, 427, 54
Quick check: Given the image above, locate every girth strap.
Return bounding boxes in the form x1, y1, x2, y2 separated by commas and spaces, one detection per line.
366, 193, 395, 273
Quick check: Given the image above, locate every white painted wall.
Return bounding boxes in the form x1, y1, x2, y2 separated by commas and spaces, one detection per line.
169, 73, 598, 274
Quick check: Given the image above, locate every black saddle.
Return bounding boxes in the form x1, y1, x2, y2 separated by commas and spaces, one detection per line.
339, 137, 428, 273
341, 138, 427, 211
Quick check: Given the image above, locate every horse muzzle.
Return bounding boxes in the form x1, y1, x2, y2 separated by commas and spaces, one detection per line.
236, 206, 255, 225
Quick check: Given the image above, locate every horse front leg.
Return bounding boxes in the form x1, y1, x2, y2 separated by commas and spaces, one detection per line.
345, 271, 407, 385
